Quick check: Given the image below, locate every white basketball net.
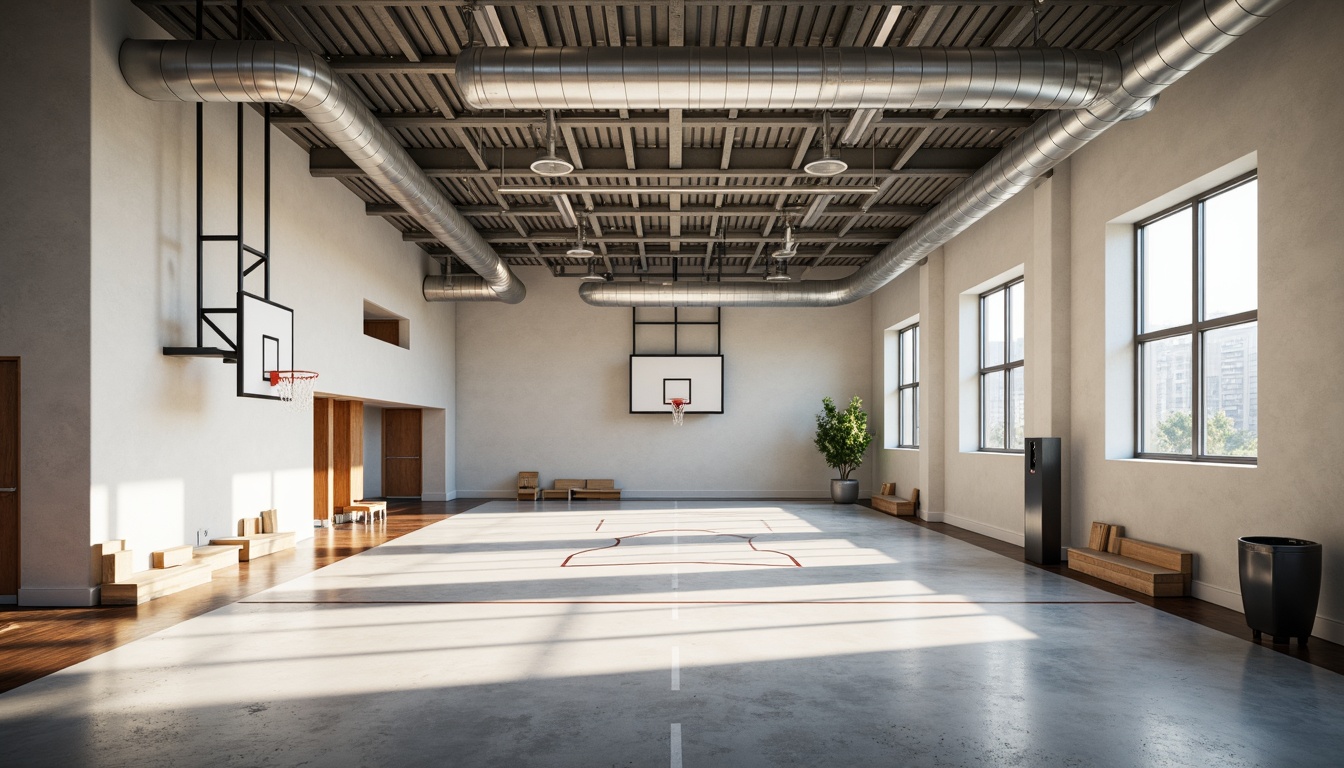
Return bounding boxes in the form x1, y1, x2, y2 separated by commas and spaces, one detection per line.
272, 371, 319, 413
670, 399, 687, 426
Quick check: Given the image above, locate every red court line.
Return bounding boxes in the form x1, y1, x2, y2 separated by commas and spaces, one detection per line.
595, 519, 605, 531
760, 520, 774, 531
240, 599, 1135, 606
561, 529, 801, 568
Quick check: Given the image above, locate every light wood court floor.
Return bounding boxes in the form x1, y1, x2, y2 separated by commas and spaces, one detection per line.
0, 499, 488, 694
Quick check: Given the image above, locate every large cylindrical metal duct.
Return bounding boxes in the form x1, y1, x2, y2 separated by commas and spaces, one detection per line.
579, 0, 1291, 308
456, 46, 1121, 111
119, 39, 526, 304
422, 275, 516, 301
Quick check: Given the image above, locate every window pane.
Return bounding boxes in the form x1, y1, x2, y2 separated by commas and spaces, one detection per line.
1203, 180, 1258, 321
1141, 208, 1193, 333
982, 289, 1005, 367
1203, 322, 1258, 458
1141, 335, 1193, 454
1008, 366, 1025, 451
900, 388, 915, 446
900, 330, 915, 385
982, 371, 1005, 449
1008, 282, 1025, 363
912, 327, 920, 383
912, 388, 919, 447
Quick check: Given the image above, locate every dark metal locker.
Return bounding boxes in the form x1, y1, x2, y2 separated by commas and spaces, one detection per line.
1025, 437, 1061, 565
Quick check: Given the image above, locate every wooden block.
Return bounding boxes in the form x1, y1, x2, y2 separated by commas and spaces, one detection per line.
260, 509, 278, 534
192, 545, 241, 572
871, 495, 915, 517
238, 518, 257, 536
152, 545, 193, 569
101, 562, 213, 605
1088, 522, 1108, 551
879, 482, 896, 496
209, 532, 296, 562
91, 540, 127, 585
1116, 537, 1192, 573
1106, 525, 1125, 554
573, 489, 622, 500
555, 479, 585, 490
101, 550, 135, 584
585, 479, 615, 490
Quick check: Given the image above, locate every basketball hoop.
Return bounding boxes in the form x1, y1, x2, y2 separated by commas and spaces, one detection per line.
269, 370, 319, 412
669, 397, 687, 426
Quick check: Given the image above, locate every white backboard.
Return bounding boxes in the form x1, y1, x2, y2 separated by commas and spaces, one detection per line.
630, 355, 724, 414
237, 292, 294, 400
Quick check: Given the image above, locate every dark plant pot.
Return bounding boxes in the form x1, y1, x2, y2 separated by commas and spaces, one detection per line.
830, 479, 859, 504
1238, 536, 1322, 645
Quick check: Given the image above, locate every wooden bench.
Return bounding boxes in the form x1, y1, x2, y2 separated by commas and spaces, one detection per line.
542, 479, 584, 500
572, 479, 622, 500
1067, 522, 1192, 597
872, 485, 919, 517
517, 472, 541, 501
341, 500, 388, 522
101, 561, 213, 605
209, 532, 296, 562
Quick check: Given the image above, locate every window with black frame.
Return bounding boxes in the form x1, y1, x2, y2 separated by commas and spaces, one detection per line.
980, 279, 1024, 452
1136, 173, 1258, 462
897, 325, 919, 448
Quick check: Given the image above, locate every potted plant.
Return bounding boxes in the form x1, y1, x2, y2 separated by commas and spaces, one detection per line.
814, 396, 874, 504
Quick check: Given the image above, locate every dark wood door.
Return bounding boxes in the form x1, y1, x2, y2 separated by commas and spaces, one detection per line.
383, 409, 422, 498
0, 359, 18, 596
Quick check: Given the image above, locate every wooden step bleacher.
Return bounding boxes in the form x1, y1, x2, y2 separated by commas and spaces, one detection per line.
517, 472, 541, 501
209, 532, 296, 562
1067, 522, 1192, 597
101, 561, 213, 605
192, 544, 242, 572
542, 479, 584, 500
572, 479, 621, 500
872, 485, 919, 517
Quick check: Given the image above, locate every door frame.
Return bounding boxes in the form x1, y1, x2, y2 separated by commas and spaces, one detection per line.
0, 357, 20, 599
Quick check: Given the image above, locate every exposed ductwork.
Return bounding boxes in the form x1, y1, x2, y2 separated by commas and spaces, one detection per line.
456, 46, 1122, 112
118, 39, 526, 304
579, 0, 1292, 308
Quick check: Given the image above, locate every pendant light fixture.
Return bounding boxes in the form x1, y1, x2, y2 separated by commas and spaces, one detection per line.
531, 109, 575, 176
803, 111, 848, 177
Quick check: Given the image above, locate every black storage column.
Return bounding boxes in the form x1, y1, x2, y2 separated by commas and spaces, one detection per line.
1025, 437, 1062, 565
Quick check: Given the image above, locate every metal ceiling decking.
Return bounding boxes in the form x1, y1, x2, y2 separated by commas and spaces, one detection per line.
132, 1, 1173, 280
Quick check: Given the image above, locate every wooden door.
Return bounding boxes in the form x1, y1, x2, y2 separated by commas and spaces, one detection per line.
313, 397, 333, 522
383, 409, 422, 498
0, 359, 19, 596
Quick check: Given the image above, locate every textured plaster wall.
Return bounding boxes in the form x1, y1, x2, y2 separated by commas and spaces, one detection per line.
456, 267, 872, 498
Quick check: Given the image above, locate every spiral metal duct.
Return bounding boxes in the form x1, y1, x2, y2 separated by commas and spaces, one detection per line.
456, 46, 1121, 111
118, 39, 526, 304
580, 0, 1291, 308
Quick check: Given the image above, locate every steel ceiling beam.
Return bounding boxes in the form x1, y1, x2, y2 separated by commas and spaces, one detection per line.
404, 229, 905, 244
270, 112, 1034, 130
366, 203, 932, 219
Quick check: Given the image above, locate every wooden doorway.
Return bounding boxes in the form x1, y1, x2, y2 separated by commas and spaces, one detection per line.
383, 409, 422, 498
1, 359, 19, 597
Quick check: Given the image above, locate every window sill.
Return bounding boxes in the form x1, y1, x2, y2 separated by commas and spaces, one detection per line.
962, 450, 1024, 457
1113, 457, 1257, 469
885, 447, 920, 452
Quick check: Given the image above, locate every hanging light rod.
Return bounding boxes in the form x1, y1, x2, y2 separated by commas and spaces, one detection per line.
495, 185, 880, 196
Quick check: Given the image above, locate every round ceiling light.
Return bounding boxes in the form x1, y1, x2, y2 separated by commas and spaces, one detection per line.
803, 156, 848, 177
531, 154, 575, 176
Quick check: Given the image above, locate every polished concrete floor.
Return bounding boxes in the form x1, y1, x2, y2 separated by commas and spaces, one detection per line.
1, 501, 1341, 767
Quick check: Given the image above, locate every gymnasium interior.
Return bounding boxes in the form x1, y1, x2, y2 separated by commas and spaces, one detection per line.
1, 0, 1342, 765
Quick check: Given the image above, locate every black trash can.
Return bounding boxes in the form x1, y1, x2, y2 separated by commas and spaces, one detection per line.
1238, 536, 1322, 646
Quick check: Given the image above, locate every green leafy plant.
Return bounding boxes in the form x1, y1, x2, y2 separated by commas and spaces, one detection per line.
814, 396, 875, 480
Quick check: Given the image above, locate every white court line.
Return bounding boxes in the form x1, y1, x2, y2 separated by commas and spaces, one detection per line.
671, 723, 683, 768
671, 647, 680, 691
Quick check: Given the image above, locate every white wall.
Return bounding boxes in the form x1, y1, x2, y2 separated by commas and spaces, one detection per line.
77, 0, 456, 592
456, 267, 872, 497
1066, 0, 1344, 641
866, 0, 1344, 642
0, 2, 94, 606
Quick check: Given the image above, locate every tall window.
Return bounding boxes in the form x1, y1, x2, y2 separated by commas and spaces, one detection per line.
1137, 173, 1257, 462
897, 325, 919, 448
981, 279, 1025, 451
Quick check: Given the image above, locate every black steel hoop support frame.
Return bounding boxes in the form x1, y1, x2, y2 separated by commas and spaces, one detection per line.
163, 0, 273, 364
